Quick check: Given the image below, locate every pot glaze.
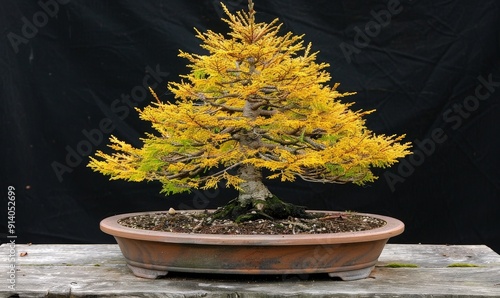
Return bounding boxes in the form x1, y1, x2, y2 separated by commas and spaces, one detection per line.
100, 210, 404, 280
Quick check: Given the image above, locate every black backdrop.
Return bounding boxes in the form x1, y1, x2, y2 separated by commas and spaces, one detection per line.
1, 0, 499, 253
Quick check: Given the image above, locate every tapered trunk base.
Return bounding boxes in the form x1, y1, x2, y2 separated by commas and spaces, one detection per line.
213, 195, 311, 223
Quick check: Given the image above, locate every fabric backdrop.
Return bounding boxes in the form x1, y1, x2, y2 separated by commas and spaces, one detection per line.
1, 0, 499, 253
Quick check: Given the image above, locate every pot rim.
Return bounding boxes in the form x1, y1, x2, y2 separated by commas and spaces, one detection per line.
100, 210, 404, 246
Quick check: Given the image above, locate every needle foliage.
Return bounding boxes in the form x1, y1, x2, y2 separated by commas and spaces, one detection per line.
88, 1, 411, 198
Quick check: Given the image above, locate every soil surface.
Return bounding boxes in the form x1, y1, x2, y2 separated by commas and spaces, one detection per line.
118, 210, 386, 235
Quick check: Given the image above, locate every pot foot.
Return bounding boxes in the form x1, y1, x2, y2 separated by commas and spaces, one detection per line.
328, 266, 374, 281
127, 264, 168, 279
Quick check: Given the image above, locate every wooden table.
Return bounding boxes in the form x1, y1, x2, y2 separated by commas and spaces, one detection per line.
1, 243, 500, 297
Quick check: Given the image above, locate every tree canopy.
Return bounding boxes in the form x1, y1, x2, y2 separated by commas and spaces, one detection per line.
88, 1, 411, 196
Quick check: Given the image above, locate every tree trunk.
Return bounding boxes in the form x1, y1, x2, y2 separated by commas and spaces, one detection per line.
237, 164, 272, 209
213, 163, 310, 222
212, 86, 310, 222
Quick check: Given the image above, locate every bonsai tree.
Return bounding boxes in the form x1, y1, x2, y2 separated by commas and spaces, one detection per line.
88, 1, 411, 222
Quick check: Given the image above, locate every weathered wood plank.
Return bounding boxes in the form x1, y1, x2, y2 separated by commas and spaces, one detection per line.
6, 265, 500, 297
378, 244, 500, 267
1, 244, 499, 297
0, 244, 125, 266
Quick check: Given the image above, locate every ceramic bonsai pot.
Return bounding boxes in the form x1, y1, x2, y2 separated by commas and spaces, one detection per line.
100, 210, 404, 280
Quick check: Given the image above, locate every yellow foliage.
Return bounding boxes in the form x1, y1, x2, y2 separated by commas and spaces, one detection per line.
87, 2, 411, 195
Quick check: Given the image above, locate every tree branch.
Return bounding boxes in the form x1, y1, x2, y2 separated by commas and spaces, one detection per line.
256, 109, 277, 116
197, 161, 243, 183
198, 93, 244, 113
303, 136, 325, 150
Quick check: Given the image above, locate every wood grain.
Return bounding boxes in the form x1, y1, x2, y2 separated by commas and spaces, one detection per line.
1, 244, 499, 297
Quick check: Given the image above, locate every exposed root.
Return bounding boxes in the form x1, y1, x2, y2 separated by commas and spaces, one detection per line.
213, 195, 312, 223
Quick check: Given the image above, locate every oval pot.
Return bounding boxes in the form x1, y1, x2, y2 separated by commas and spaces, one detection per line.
100, 210, 404, 280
